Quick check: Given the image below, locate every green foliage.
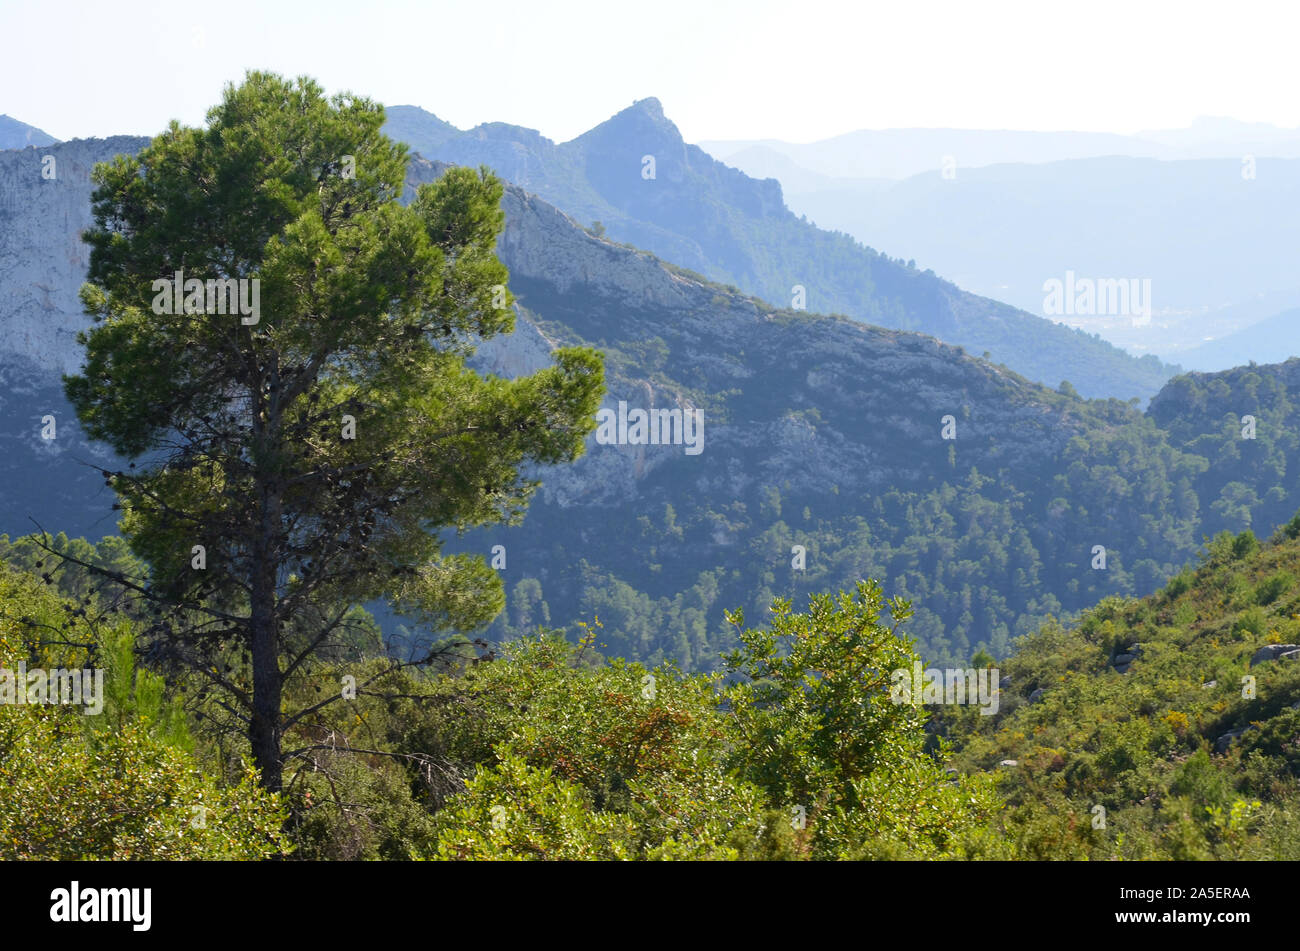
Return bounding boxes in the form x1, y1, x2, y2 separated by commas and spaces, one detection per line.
0, 718, 286, 860
945, 517, 1300, 860
1234, 606, 1266, 639
721, 582, 999, 859
1254, 570, 1293, 606
723, 583, 925, 807
419, 588, 997, 860
1150, 365, 1300, 539
63, 71, 605, 788
415, 635, 772, 859
0, 561, 288, 859
431, 749, 634, 860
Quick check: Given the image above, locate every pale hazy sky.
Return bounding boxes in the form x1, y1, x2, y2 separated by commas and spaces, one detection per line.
2, 0, 1295, 144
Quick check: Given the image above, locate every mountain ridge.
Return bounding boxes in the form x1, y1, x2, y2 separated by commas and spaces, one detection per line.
385, 102, 1178, 400
0, 114, 59, 150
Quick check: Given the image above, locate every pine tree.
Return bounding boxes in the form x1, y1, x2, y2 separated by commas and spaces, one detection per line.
61, 72, 604, 790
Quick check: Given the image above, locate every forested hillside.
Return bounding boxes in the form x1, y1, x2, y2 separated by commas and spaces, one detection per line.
9, 496, 1299, 859
1148, 359, 1300, 536
942, 518, 1300, 859
426, 180, 1294, 669
0, 533, 1001, 860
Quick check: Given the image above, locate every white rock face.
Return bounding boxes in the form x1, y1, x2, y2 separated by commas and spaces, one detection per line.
0, 139, 152, 538
471, 305, 557, 380
0, 137, 149, 374
481, 189, 709, 506
497, 188, 694, 313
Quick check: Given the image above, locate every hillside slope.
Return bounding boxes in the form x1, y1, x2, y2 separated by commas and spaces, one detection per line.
1148, 359, 1300, 538
943, 520, 1300, 859
404, 158, 1210, 668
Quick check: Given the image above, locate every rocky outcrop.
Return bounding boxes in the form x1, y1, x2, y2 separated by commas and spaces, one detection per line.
0, 138, 1170, 529
1214, 725, 1256, 754
1249, 644, 1300, 667
1113, 644, 1143, 674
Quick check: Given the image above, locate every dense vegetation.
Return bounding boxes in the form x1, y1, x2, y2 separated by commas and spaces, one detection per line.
11, 516, 1300, 860
1148, 360, 1300, 537
0, 540, 287, 859
941, 517, 1300, 859
469, 278, 1293, 672
0, 539, 1001, 860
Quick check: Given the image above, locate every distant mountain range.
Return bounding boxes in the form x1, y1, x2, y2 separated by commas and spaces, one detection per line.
705, 123, 1300, 366
1175, 307, 1300, 372
382, 99, 1176, 400
757, 157, 1300, 360
0, 102, 1177, 401
701, 117, 1300, 181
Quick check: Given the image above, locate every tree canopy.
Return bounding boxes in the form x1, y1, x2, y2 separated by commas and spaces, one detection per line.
62, 72, 604, 789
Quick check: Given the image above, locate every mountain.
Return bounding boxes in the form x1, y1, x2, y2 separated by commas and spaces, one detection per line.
1176, 307, 1300, 371
0, 115, 58, 150
0, 137, 152, 545
702, 117, 1300, 182
701, 127, 1177, 180
747, 155, 1300, 362
1148, 358, 1300, 539
385, 100, 1176, 401
0, 137, 147, 375
945, 517, 1300, 859
3, 133, 1296, 672
396, 160, 1249, 669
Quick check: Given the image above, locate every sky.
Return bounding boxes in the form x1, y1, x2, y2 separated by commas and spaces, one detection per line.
1, 0, 1296, 144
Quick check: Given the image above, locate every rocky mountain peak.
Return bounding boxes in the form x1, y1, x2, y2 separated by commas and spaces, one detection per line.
574, 96, 682, 152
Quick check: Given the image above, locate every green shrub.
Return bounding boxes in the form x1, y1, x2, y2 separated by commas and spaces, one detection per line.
1255, 570, 1296, 606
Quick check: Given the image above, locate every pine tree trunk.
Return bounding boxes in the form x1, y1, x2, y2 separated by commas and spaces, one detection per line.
248, 445, 284, 791
249, 578, 283, 791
